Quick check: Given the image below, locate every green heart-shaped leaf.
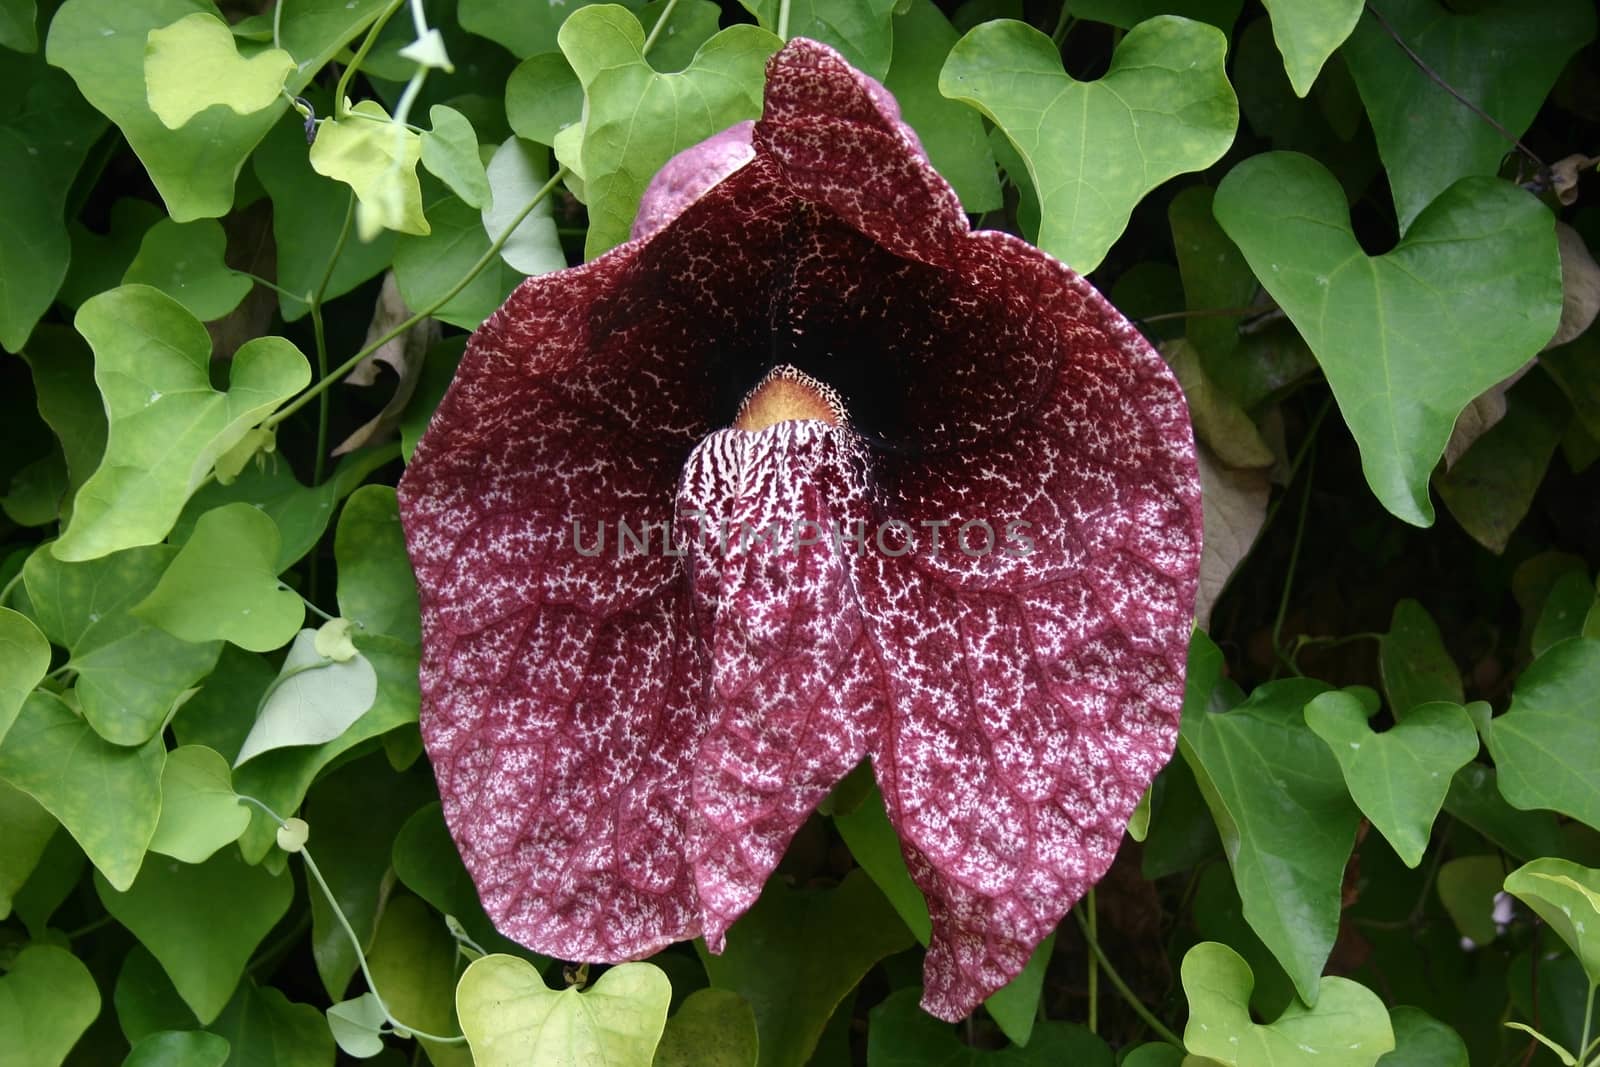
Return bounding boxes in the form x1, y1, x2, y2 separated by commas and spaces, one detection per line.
481, 137, 564, 276
738, 0, 895, 78
0, 945, 100, 1067
48, 0, 388, 220
1178, 659, 1362, 1004
1503, 858, 1600, 984
699, 871, 914, 1067
123, 1030, 231, 1067
234, 629, 378, 766
939, 15, 1237, 272
148, 745, 251, 863
1214, 152, 1561, 525
1437, 854, 1505, 945
96, 849, 294, 1024
1343, 0, 1595, 231
253, 113, 396, 321
23, 544, 220, 745
457, 957, 671, 1066
1379, 599, 1463, 715
1304, 692, 1479, 867
881, 0, 1000, 214
0, 782, 56, 918
53, 285, 310, 562
143, 12, 293, 128
394, 196, 523, 330
47, 0, 284, 220
557, 5, 780, 259
1181, 941, 1394, 1065
866, 986, 1113, 1065
0, 690, 164, 890
1381, 1007, 1468, 1067
121, 218, 251, 323
310, 100, 429, 241
458, 0, 636, 59
134, 502, 304, 652
421, 105, 491, 209
1475, 638, 1600, 832
0, 607, 49, 746
653, 989, 758, 1067
1258, 0, 1361, 97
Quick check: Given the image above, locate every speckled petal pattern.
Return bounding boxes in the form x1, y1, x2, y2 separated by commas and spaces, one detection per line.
398, 37, 1202, 1022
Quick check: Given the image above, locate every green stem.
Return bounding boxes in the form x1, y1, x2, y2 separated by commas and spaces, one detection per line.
265, 167, 569, 431
776, 0, 791, 39
1271, 442, 1317, 677
1086, 888, 1099, 1034
1579, 981, 1596, 1067
1050, 3, 1074, 47
641, 0, 681, 54
293, 589, 343, 624
307, 195, 354, 486
235, 271, 302, 302
1072, 909, 1182, 1046
334, 0, 406, 117
238, 795, 466, 1045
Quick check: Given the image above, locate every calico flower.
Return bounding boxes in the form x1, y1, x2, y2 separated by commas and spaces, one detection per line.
397, 39, 1202, 1021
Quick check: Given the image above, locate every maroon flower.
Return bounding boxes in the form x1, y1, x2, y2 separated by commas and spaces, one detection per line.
397, 39, 1202, 1021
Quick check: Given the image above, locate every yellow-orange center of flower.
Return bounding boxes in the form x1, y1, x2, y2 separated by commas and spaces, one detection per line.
732, 365, 846, 432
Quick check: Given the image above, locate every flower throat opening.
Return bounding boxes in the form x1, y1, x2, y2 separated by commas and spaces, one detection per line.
732, 365, 847, 432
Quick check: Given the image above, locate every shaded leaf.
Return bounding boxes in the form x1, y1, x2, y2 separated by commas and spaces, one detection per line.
1436, 368, 1570, 553
1380, 599, 1464, 714
96, 850, 294, 1025
1214, 153, 1562, 526
123, 1030, 231, 1067
366, 893, 466, 1064
134, 503, 304, 652
0, 690, 164, 890
209, 982, 335, 1067
456, 957, 670, 1067
739, 0, 894, 77
172, 446, 396, 573
1549, 222, 1600, 349
1343, 0, 1595, 231
1304, 692, 1478, 866
1436, 855, 1504, 945
700, 871, 914, 1067
253, 112, 396, 321
1168, 186, 1262, 377
557, 5, 779, 258
1179, 666, 1362, 1003
654, 988, 758, 1067
881, 0, 1000, 213
53, 285, 311, 561
1065, 0, 1239, 30
0, 945, 100, 1067
458, 0, 639, 59
0, 781, 55, 917
1474, 638, 1600, 831
866, 986, 1113, 1065
22, 326, 109, 511
394, 195, 523, 330
0, 606, 48, 745
1181, 941, 1395, 1066
940, 16, 1237, 272
302, 752, 434, 999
